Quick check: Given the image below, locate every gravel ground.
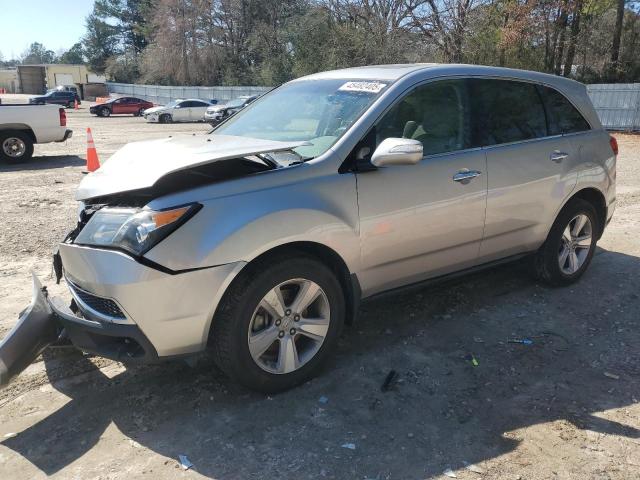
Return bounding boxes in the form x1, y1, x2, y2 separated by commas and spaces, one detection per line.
0, 94, 638, 480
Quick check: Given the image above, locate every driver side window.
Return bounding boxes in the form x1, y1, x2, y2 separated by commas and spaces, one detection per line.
376, 80, 470, 156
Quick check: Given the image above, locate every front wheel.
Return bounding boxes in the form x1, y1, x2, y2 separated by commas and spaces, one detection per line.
533, 198, 599, 286
159, 114, 172, 124
212, 254, 345, 393
0, 131, 34, 163
99, 107, 111, 117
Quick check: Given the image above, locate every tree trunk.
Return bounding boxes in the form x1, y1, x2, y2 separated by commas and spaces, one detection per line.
611, 0, 625, 67
554, 5, 569, 75
563, 0, 583, 77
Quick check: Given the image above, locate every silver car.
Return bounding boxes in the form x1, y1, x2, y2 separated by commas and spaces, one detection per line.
143, 98, 213, 123
0, 64, 616, 393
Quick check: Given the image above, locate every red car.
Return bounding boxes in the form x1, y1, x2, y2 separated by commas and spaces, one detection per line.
90, 97, 154, 117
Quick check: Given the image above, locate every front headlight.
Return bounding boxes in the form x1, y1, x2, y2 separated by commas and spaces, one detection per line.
75, 204, 200, 256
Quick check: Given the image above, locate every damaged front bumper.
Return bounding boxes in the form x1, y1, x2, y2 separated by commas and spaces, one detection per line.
0, 274, 161, 388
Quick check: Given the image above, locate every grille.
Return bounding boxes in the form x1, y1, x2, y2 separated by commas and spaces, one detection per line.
69, 283, 126, 319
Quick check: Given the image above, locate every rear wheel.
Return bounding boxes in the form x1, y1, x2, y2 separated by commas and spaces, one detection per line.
533, 198, 599, 286
0, 131, 34, 163
212, 254, 345, 393
135, 108, 145, 117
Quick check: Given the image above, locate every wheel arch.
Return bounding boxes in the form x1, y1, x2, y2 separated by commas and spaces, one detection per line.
210, 241, 360, 346
0, 126, 37, 143
565, 187, 607, 239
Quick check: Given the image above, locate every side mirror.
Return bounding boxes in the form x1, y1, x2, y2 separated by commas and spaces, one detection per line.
371, 138, 423, 167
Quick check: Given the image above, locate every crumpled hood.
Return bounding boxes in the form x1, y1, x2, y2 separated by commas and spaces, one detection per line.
76, 134, 307, 201
206, 105, 226, 113
143, 105, 167, 115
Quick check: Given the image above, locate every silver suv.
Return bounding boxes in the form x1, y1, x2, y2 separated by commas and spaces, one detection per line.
1, 64, 616, 392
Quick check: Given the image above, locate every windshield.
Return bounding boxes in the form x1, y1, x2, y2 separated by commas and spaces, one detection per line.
214, 79, 388, 159
164, 100, 179, 108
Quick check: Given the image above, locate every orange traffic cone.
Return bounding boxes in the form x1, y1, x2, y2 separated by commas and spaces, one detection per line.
85, 128, 100, 173
74, 99, 79, 110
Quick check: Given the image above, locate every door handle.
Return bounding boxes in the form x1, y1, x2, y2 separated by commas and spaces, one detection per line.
550, 151, 569, 163
453, 170, 482, 183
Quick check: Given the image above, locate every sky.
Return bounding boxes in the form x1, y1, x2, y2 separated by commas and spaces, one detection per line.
0, 0, 95, 60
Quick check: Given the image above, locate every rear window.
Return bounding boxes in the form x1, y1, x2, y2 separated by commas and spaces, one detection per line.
538, 86, 591, 135
468, 79, 547, 146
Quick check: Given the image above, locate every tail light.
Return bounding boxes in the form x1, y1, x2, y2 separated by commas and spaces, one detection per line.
609, 135, 618, 156
59, 108, 67, 127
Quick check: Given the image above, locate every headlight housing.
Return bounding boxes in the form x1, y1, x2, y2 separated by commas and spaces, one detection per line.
75, 204, 200, 256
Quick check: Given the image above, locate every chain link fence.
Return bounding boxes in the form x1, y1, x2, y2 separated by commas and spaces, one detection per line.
107, 81, 640, 131
587, 83, 640, 131
106, 82, 272, 105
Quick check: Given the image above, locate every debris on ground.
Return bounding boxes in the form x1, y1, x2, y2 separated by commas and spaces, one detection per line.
464, 462, 486, 474
178, 454, 194, 470
508, 338, 534, 345
318, 395, 329, 404
604, 372, 620, 380
341, 443, 356, 450
465, 354, 479, 367
381, 370, 399, 391
443, 467, 457, 478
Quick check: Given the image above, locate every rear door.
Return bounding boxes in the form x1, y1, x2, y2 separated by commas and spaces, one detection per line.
189, 101, 209, 121
471, 79, 578, 262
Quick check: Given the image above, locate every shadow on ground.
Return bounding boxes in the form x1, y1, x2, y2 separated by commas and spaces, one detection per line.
3, 248, 639, 478
0, 155, 84, 172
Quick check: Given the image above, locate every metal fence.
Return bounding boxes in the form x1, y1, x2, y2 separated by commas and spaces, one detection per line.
107, 81, 640, 131
587, 83, 640, 131
106, 82, 272, 105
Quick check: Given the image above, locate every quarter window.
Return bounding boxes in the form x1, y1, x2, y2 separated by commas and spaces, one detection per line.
376, 80, 469, 156
538, 86, 590, 134
468, 79, 547, 146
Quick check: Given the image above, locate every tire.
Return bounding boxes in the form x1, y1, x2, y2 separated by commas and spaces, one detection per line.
99, 107, 111, 117
0, 130, 34, 163
67, 101, 74, 109
211, 253, 345, 393
533, 198, 599, 287
135, 108, 145, 117
159, 114, 172, 124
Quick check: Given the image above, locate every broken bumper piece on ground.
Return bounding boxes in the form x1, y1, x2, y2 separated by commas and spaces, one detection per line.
0, 274, 161, 389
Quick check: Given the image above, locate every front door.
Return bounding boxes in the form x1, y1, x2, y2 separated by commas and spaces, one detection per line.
172, 101, 191, 122
356, 79, 487, 296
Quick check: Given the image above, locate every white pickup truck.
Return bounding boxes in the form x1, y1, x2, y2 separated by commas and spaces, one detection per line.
0, 104, 73, 163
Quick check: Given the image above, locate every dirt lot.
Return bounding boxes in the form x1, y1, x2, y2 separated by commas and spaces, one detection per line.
0, 94, 638, 480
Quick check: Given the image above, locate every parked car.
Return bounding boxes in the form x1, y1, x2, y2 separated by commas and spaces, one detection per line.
48, 85, 79, 96
0, 104, 72, 162
90, 97, 154, 117
0, 65, 616, 394
205, 95, 258, 125
29, 90, 80, 108
143, 99, 213, 123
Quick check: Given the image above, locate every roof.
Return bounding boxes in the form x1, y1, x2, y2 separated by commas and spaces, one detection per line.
296, 63, 585, 91
298, 64, 439, 82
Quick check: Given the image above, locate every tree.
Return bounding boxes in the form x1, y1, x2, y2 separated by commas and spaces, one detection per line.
84, 0, 154, 75
58, 43, 86, 64
21, 42, 56, 64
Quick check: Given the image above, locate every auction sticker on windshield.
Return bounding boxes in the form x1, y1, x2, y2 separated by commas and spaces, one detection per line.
338, 81, 387, 94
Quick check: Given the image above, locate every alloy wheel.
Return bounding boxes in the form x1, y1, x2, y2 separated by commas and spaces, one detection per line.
558, 213, 592, 275
247, 278, 330, 374
2, 137, 26, 158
